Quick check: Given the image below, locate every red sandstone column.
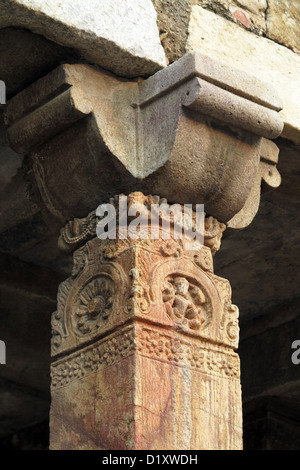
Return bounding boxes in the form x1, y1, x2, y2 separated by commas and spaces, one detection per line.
50, 193, 242, 450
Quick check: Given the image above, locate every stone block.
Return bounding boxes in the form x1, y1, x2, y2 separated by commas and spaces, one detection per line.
186, 6, 300, 144
6, 54, 282, 229
152, 1, 268, 64
0, 0, 166, 77
152, 0, 191, 63
266, 0, 300, 54
51, 324, 242, 449
192, 0, 267, 33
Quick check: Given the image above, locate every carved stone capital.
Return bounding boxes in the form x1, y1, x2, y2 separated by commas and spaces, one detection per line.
6, 52, 283, 230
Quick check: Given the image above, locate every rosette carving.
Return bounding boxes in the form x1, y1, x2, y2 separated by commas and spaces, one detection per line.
72, 277, 115, 336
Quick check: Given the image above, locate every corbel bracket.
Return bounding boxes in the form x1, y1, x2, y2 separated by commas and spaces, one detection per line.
6, 52, 283, 229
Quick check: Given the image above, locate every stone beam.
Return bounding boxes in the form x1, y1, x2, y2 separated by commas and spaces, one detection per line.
6, 52, 283, 230
186, 6, 300, 144
0, 0, 166, 78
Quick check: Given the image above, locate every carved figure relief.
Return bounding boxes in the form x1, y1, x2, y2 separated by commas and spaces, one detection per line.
162, 275, 209, 330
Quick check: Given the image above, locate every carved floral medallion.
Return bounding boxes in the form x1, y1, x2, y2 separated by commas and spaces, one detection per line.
72, 276, 115, 336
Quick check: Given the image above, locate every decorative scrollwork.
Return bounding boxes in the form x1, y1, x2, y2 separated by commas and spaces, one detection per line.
72, 245, 89, 277
51, 278, 72, 354
58, 211, 98, 252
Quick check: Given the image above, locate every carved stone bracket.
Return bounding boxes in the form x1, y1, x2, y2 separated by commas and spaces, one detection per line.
6, 52, 283, 229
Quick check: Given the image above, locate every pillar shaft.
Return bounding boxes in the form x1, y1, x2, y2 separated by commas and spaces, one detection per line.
50, 194, 242, 450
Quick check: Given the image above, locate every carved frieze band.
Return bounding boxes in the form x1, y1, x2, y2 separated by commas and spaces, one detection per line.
51, 325, 240, 390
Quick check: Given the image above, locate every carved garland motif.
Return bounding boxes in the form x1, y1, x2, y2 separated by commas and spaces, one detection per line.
72, 244, 89, 277
138, 328, 240, 378
57, 193, 226, 256
51, 327, 136, 389
212, 276, 239, 346
51, 326, 240, 389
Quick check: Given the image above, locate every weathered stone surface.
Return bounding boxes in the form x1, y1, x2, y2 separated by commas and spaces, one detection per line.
152, 0, 267, 64
0, 2, 297, 451
186, 6, 300, 144
266, 0, 300, 54
0, 28, 78, 100
192, 0, 267, 33
235, 0, 267, 15
152, 0, 191, 63
51, 326, 242, 449
155, 0, 300, 53
50, 194, 242, 450
6, 53, 283, 230
0, 0, 166, 78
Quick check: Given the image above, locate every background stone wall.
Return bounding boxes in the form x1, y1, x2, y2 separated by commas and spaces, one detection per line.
153, 0, 300, 145
153, 0, 300, 63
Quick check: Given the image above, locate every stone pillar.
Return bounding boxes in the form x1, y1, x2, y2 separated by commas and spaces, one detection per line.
5, 51, 284, 450
50, 194, 241, 450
